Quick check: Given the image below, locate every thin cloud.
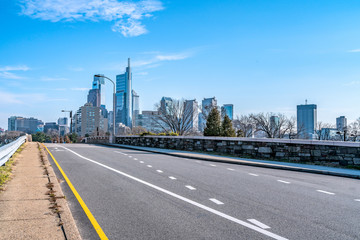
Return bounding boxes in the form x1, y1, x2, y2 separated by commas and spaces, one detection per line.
0, 65, 30, 71
0, 65, 30, 79
155, 53, 189, 61
132, 52, 192, 67
0, 72, 24, 80
0, 90, 45, 105
19, 0, 164, 37
104, 50, 192, 71
348, 49, 360, 53
71, 87, 90, 91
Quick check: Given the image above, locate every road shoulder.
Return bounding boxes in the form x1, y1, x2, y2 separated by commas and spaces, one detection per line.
0, 142, 81, 240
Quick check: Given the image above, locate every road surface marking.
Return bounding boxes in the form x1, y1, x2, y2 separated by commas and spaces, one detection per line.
196, 160, 201, 163
43, 145, 108, 240
249, 173, 259, 176
156, 170, 163, 173
354, 199, 360, 202
247, 219, 271, 229
209, 198, 224, 205
209, 164, 216, 167
59, 146, 288, 240
140, 161, 144, 163
227, 168, 235, 171
317, 190, 335, 195
147, 165, 152, 168
123, 153, 128, 156
277, 180, 290, 184
134, 158, 138, 160
185, 185, 196, 190
114, 151, 122, 153
169, 176, 177, 180
128, 156, 133, 158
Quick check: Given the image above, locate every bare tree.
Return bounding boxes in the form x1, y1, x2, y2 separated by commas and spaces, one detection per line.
287, 117, 306, 139
131, 126, 147, 135
348, 118, 360, 141
152, 99, 199, 136
249, 113, 292, 138
233, 115, 254, 137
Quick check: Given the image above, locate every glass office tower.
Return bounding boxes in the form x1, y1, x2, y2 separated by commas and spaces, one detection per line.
115, 58, 132, 128
297, 103, 317, 139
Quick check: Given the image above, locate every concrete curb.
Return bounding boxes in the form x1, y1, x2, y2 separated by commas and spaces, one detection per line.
106, 144, 360, 180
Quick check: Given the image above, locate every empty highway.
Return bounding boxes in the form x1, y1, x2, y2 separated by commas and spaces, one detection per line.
45, 143, 360, 240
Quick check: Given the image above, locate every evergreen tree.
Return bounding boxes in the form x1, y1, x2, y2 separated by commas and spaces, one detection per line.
204, 107, 222, 136
221, 115, 236, 137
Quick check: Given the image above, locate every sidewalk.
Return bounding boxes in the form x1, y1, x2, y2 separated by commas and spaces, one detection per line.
0, 142, 81, 240
110, 144, 360, 179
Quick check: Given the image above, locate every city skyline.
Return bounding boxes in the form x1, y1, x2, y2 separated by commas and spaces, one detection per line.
2, 0, 360, 128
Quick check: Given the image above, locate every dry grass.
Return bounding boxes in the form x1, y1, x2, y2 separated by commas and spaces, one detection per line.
0, 143, 26, 190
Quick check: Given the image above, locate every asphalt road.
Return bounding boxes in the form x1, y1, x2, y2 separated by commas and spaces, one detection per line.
45, 143, 360, 240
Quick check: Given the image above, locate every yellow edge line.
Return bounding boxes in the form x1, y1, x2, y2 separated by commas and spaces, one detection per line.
42, 144, 108, 240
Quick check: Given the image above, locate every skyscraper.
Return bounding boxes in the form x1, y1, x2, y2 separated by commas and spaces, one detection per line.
87, 74, 105, 108
336, 116, 347, 132
184, 99, 199, 132
199, 97, 217, 131
221, 104, 234, 120
160, 97, 173, 113
115, 58, 132, 128
14, 117, 43, 134
297, 103, 317, 139
8, 116, 22, 131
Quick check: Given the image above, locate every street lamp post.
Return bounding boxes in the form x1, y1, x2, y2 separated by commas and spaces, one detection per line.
61, 110, 73, 133
94, 75, 116, 142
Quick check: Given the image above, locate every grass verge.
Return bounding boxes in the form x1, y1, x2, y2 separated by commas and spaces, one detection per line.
0, 142, 26, 190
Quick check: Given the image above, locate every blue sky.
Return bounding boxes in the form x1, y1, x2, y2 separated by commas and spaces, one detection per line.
1, 0, 360, 129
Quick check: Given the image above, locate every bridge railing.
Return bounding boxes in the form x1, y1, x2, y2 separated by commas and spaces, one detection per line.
0, 135, 27, 166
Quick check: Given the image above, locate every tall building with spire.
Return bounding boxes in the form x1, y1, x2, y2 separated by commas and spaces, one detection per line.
115, 58, 132, 128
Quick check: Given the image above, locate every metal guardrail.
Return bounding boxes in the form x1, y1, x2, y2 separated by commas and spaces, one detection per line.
0, 135, 27, 166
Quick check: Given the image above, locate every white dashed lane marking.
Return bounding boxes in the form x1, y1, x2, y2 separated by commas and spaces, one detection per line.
354, 199, 360, 202
128, 156, 132, 158
133, 158, 138, 160
185, 185, 196, 190
169, 176, 177, 180
59, 146, 289, 240
209, 164, 217, 167
317, 190, 335, 195
140, 161, 144, 163
247, 219, 271, 229
147, 165, 152, 168
156, 170, 163, 173
249, 173, 259, 176
227, 168, 235, 171
277, 180, 290, 184
209, 198, 224, 205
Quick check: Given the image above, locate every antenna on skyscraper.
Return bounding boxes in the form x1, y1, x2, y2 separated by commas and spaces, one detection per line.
305, 99, 308, 105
